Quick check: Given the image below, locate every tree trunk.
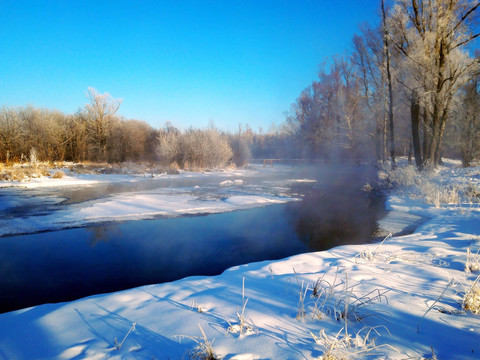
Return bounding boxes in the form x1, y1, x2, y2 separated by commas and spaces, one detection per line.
422, 109, 432, 168
383, 111, 388, 162
410, 93, 423, 170
408, 138, 413, 164
434, 119, 447, 167
382, 0, 395, 168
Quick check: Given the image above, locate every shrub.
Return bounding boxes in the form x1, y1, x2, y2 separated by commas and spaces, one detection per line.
157, 126, 233, 169
419, 182, 459, 207
379, 164, 420, 188
52, 170, 65, 179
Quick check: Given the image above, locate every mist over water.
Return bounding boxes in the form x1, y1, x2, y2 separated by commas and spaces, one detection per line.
0, 162, 385, 313
286, 162, 384, 250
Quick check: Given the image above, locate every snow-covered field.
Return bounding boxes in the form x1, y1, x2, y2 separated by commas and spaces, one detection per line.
1, 161, 480, 359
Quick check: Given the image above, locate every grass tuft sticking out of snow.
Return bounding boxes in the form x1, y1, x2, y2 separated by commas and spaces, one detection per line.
177, 324, 220, 360
355, 232, 392, 262
308, 269, 389, 325
465, 248, 480, 273
294, 269, 310, 321
190, 299, 206, 313
311, 325, 397, 360
227, 277, 257, 335
463, 275, 480, 314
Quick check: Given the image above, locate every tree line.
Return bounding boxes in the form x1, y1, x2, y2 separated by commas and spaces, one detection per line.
286, 0, 480, 168
0, 89, 156, 165
0, 88, 256, 168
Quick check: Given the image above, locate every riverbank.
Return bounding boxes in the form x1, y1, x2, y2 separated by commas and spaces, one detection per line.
0, 160, 479, 359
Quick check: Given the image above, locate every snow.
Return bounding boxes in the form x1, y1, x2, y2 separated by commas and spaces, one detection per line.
0, 166, 300, 236
0, 162, 480, 359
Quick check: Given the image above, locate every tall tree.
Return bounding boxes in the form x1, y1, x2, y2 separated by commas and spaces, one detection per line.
457, 69, 480, 166
353, 26, 388, 162
382, 0, 396, 167
390, 0, 480, 168
0, 107, 22, 163
287, 57, 370, 160
84, 87, 122, 161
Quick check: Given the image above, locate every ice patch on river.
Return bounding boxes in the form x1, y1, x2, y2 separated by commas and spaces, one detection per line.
0, 165, 302, 236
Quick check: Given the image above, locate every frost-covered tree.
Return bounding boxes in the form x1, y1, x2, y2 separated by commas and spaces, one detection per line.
390, 0, 480, 168
180, 127, 233, 168
287, 56, 371, 160
84, 87, 122, 161
457, 72, 480, 166
156, 123, 181, 166
157, 124, 233, 169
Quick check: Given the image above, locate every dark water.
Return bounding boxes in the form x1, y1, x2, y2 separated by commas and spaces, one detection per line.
0, 163, 385, 313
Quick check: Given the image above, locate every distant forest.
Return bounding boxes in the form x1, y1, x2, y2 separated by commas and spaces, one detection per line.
2, 0, 480, 169
0, 88, 293, 168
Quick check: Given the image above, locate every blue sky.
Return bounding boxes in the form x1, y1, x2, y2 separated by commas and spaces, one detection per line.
0, 1, 380, 132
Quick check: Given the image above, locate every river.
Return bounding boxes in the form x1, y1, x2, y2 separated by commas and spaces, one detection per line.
0, 162, 385, 313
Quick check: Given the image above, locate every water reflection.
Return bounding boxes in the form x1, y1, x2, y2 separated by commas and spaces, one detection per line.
286, 163, 384, 250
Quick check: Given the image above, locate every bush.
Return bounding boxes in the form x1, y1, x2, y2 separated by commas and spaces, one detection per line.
52, 170, 65, 179
157, 127, 233, 169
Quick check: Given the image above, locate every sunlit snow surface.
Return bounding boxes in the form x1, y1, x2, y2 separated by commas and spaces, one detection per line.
1, 161, 480, 359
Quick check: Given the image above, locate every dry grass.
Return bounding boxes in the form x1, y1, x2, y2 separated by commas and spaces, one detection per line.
52, 170, 65, 179
379, 164, 420, 187
311, 326, 397, 360
226, 277, 257, 335
466, 248, 480, 273
417, 279, 455, 333
68, 162, 180, 175
0, 161, 182, 181
419, 182, 459, 207
0, 162, 52, 181
379, 162, 480, 208
463, 275, 480, 314
176, 324, 220, 360
308, 270, 389, 324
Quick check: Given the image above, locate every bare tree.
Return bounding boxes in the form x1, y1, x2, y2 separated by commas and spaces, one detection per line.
0, 107, 23, 163
84, 87, 122, 161
353, 26, 389, 162
157, 123, 181, 166
382, 0, 396, 167
457, 72, 480, 166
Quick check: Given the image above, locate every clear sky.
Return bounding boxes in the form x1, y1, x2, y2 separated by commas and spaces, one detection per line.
0, 0, 380, 132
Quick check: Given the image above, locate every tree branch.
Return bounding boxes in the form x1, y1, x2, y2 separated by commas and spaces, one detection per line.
453, 32, 480, 49
449, 3, 480, 38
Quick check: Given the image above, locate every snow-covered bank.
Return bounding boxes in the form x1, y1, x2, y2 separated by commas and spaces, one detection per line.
0, 162, 479, 359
